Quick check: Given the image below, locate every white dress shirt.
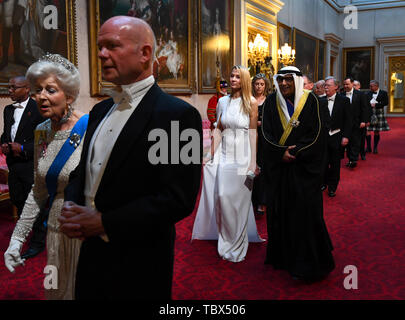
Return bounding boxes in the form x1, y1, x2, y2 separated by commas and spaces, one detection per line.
327, 93, 341, 136
345, 88, 354, 103
370, 89, 379, 106
11, 97, 30, 142
84, 75, 155, 241
327, 93, 336, 117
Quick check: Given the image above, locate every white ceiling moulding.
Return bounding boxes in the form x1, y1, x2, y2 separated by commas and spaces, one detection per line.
245, 0, 284, 24
325, 0, 405, 12
376, 35, 405, 44
325, 33, 343, 46
246, 0, 284, 14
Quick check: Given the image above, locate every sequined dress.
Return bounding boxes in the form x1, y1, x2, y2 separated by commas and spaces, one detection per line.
11, 119, 84, 300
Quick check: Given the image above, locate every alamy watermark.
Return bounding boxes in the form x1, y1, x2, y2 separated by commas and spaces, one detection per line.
147, 121, 254, 176
43, 265, 58, 290
343, 5, 358, 30
343, 265, 358, 290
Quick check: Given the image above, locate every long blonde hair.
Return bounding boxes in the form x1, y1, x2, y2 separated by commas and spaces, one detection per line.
230, 65, 252, 115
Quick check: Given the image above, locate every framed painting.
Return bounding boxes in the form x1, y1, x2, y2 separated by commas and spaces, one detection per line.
293, 28, 317, 82
198, 0, 234, 93
0, 0, 77, 95
277, 22, 291, 71
318, 40, 326, 81
88, 0, 194, 96
343, 47, 375, 89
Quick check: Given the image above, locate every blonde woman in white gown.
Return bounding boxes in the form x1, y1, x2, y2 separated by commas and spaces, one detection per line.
4, 54, 87, 299
192, 65, 264, 262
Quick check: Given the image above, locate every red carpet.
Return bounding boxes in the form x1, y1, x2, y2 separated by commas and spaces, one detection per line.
1, 118, 405, 300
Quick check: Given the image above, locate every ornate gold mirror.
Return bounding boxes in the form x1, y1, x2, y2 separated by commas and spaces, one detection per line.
388, 56, 405, 114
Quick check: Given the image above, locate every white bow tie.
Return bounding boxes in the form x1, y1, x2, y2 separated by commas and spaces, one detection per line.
12, 103, 24, 109
110, 86, 132, 105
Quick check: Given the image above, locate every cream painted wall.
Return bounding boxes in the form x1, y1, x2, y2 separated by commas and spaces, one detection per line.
343, 7, 405, 47
277, 0, 344, 40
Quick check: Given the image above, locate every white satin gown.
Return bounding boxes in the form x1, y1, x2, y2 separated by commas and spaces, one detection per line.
192, 96, 264, 262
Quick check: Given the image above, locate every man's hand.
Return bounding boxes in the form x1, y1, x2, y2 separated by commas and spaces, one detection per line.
1, 143, 9, 155
341, 137, 349, 147
59, 201, 105, 239
9, 143, 22, 157
360, 122, 366, 129
282, 145, 296, 163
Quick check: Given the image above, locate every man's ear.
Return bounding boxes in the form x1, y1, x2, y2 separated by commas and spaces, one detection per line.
141, 44, 153, 64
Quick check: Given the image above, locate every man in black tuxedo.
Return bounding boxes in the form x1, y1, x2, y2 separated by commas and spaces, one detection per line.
59, 16, 202, 300
354, 80, 371, 160
322, 77, 352, 197
1, 76, 46, 258
365, 80, 389, 154
342, 77, 368, 167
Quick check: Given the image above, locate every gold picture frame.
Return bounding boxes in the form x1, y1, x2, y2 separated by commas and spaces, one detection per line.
88, 0, 195, 96
343, 47, 375, 89
293, 28, 318, 81
198, 0, 234, 93
277, 22, 291, 72
0, 0, 77, 95
318, 40, 326, 81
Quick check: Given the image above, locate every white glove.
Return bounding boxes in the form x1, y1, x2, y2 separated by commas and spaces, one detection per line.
4, 239, 25, 273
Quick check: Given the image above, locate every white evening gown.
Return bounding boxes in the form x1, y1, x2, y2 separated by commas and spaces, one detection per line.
192, 96, 264, 262
11, 119, 83, 299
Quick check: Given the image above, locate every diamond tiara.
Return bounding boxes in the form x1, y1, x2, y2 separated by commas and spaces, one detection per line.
39, 53, 75, 73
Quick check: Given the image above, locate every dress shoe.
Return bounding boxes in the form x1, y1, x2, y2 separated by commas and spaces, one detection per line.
257, 210, 265, 216
328, 190, 336, 197
346, 161, 357, 168
21, 247, 45, 260
321, 185, 327, 191
373, 148, 378, 154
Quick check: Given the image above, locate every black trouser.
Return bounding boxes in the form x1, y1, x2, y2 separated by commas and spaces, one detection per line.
347, 125, 362, 162
323, 134, 342, 192
8, 163, 33, 217
359, 127, 367, 157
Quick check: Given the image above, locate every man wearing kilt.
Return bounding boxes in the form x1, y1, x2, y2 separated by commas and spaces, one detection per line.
366, 80, 390, 154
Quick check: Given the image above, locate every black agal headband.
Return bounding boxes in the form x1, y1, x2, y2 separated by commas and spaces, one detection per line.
277, 69, 303, 77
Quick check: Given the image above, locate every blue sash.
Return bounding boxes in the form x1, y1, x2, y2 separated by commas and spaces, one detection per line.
43, 114, 89, 226
286, 99, 295, 118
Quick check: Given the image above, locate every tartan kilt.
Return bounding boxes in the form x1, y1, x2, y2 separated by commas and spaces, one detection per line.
367, 108, 390, 131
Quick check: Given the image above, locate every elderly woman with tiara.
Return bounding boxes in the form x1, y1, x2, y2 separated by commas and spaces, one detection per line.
4, 54, 88, 299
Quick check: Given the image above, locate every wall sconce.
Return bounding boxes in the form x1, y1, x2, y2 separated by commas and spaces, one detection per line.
278, 43, 295, 66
